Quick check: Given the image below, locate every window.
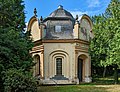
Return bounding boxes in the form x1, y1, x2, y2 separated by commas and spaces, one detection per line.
55, 25, 61, 32
56, 58, 62, 75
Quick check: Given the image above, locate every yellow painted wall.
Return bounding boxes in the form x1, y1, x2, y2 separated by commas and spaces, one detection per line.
31, 21, 41, 41
43, 42, 76, 80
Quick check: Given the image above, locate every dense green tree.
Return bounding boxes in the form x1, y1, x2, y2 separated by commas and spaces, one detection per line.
0, 0, 25, 30
0, 0, 36, 91
90, 15, 108, 77
0, 27, 34, 70
90, 0, 120, 84
105, 0, 120, 84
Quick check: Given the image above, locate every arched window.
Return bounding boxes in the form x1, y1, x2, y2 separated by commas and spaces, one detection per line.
56, 58, 62, 75
34, 55, 40, 76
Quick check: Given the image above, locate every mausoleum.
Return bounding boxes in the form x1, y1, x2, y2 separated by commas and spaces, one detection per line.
27, 5, 93, 84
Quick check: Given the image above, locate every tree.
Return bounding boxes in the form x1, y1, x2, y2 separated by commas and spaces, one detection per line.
90, 15, 109, 77
90, 0, 120, 84
105, 0, 120, 84
0, 0, 25, 30
0, 0, 36, 91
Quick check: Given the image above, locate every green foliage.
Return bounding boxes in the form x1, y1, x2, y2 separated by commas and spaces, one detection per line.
0, 28, 34, 71
0, 0, 25, 30
90, 15, 108, 67
0, 0, 36, 91
3, 69, 37, 92
105, 0, 120, 66
90, 0, 120, 83
90, 0, 120, 67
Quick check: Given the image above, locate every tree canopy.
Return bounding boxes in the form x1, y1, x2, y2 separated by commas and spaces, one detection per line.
90, 0, 120, 83
0, 0, 36, 91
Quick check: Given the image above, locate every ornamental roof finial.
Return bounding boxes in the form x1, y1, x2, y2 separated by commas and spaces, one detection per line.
40, 16, 43, 23
58, 5, 63, 9
76, 15, 78, 20
34, 8, 37, 17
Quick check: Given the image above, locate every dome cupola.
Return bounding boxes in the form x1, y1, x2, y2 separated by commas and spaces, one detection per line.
43, 5, 75, 39
48, 5, 74, 21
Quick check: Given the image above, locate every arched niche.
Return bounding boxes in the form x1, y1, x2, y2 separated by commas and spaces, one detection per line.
33, 54, 41, 77
48, 50, 70, 79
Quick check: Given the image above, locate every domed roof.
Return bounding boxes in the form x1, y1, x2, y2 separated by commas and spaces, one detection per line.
48, 5, 74, 20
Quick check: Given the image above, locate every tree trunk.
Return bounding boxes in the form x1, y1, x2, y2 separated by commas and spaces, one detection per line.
103, 67, 107, 77
114, 64, 118, 84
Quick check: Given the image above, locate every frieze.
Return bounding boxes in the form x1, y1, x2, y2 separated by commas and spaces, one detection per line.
31, 45, 44, 53
75, 43, 89, 49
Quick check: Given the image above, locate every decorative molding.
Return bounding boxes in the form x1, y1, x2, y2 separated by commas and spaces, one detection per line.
30, 45, 44, 54
75, 49, 88, 53
75, 43, 89, 49
27, 16, 38, 31
33, 39, 89, 45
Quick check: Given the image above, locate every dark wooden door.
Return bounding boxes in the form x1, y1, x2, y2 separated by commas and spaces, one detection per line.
78, 58, 83, 82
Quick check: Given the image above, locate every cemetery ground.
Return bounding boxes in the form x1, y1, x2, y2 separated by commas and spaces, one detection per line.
37, 77, 120, 92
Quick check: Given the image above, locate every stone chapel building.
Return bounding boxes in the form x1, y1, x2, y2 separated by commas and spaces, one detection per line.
27, 5, 94, 84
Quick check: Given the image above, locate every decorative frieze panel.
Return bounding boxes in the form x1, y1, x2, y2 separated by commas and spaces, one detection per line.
75, 43, 89, 49
30, 45, 44, 53
75, 42, 89, 53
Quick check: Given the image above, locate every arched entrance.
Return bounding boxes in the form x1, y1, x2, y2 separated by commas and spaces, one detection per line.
78, 58, 83, 82
77, 54, 88, 83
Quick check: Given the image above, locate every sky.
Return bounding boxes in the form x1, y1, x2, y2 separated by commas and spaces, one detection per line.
24, 0, 111, 22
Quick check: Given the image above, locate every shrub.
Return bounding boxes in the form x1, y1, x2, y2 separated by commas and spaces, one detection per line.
2, 69, 37, 92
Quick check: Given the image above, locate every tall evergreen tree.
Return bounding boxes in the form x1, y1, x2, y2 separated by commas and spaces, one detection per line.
0, 0, 25, 30
0, 0, 35, 91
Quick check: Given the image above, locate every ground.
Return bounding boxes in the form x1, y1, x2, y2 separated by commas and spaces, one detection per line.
38, 85, 120, 92
37, 77, 120, 92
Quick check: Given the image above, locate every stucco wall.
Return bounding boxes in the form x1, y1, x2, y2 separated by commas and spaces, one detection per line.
31, 21, 41, 41
43, 42, 76, 80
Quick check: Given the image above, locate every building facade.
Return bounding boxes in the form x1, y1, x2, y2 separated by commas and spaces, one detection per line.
27, 5, 93, 84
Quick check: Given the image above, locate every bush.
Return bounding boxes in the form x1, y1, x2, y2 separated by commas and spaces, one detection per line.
2, 69, 37, 92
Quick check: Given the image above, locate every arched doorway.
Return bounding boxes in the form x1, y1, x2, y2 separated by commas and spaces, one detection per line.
77, 54, 88, 83
78, 57, 83, 82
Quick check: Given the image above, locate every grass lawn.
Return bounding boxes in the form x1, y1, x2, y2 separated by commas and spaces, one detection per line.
37, 85, 120, 92
37, 77, 120, 92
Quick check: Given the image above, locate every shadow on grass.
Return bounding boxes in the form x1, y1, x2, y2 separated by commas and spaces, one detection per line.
92, 77, 120, 85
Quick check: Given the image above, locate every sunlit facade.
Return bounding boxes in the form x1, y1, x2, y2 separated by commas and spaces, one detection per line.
27, 5, 93, 84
